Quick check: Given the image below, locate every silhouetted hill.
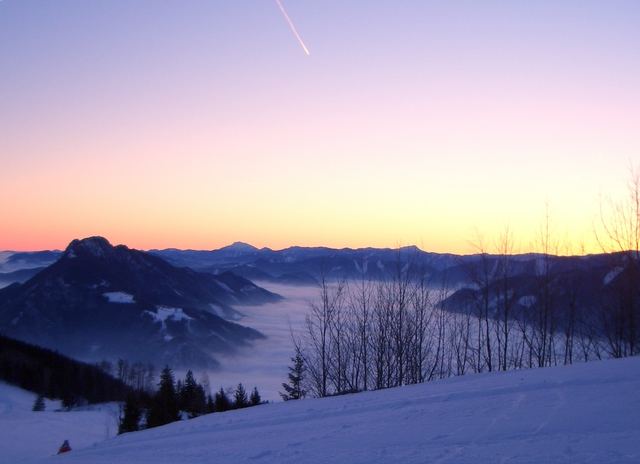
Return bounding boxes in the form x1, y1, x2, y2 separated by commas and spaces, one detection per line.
0, 237, 280, 368
0, 333, 131, 405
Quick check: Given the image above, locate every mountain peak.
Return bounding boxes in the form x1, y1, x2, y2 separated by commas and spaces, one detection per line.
64, 236, 114, 259
221, 242, 258, 252
399, 245, 422, 253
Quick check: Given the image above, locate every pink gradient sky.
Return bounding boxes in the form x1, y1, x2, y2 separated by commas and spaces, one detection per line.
1, 1, 639, 252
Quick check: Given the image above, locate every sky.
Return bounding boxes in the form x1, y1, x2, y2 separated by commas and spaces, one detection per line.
1, 0, 639, 253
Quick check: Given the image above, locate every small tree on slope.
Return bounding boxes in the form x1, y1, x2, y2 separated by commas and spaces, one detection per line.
214, 388, 231, 412
250, 387, 262, 406
32, 395, 45, 412
233, 383, 248, 409
179, 370, 207, 418
147, 366, 179, 427
119, 394, 142, 434
280, 352, 306, 401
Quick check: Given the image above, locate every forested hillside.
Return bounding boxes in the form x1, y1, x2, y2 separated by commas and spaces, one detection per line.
0, 333, 131, 406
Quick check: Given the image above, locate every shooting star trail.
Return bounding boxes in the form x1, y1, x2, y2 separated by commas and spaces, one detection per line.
274, 0, 310, 56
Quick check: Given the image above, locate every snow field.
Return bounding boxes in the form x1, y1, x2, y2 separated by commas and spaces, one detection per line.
0, 382, 119, 463
23, 356, 640, 464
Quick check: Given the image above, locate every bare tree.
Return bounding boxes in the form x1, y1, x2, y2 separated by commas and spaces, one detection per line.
467, 236, 495, 373
596, 167, 640, 357
408, 267, 434, 383
495, 227, 515, 371
302, 275, 345, 397
346, 268, 375, 391
528, 206, 560, 367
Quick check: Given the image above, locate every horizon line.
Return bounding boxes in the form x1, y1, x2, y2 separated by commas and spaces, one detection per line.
0, 236, 619, 259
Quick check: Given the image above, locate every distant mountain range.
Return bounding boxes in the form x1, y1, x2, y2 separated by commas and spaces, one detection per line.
149, 244, 632, 336
150, 242, 463, 285
0, 237, 281, 368
2, 242, 462, 288
0, 250, 61, 288
440, 253, 626, 327
1, 240, 628, 359
148, 243, 624, 291
3, 241, 618, 289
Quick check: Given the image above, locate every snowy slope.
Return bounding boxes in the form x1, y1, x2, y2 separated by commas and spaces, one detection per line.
25, 357, 640, 464
0, 382, 119, 463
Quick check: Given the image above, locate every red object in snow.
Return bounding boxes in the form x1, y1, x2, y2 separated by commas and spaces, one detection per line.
57, 440, 72, 454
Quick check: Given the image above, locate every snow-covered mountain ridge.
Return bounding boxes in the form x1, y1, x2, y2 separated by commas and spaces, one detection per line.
0, 237, 281, 367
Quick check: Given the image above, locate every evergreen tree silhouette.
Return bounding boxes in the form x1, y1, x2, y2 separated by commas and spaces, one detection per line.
147, 366, 179, 427
119, 394, 142, 434
214, 387, 231, 412
250, 387, 262, 406
280, 353, 306, 400
233, 383, 248, 409
32, 395, 45, 411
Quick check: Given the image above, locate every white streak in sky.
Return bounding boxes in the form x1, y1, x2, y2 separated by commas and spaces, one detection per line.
274, 0, 310, 56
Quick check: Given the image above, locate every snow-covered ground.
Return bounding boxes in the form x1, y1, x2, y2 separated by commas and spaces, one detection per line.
102, 292, 135, 304
0, 382, 119, 463
24, 356, 640, 464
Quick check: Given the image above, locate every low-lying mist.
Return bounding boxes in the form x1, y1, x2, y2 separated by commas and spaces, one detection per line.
187, 283, 317, 401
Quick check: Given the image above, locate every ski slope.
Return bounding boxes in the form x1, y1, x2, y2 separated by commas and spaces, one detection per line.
0, 382, 119, 463
22, 357, 640, 464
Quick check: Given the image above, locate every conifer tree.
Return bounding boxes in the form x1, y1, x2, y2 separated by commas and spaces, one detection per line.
119, 394, 142, 434
280, 352, 306, 400
32, 394, 45, 412
214, 387, 231, 412
147, 366, 179, 427
206, 394, 215, 413
178, 371, 193, 413
250, 387, 262, 406
194, 384, 207, 415
233, 383, 248, 409
179, 370, 207, 418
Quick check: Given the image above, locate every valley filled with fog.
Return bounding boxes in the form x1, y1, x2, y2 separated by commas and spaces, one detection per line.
197, 283, 318, 401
